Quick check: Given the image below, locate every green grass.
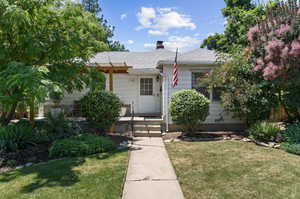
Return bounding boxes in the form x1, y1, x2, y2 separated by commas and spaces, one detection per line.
0, 151, 129, 199
166, 140, 300, 199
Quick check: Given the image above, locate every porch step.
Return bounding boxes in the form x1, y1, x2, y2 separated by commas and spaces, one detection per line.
134, 131, 162, 137
133, 120, 163, 125
134, 124, 161, 131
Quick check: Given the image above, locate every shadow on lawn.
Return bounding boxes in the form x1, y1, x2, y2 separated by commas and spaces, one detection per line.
0, 149, 127, 193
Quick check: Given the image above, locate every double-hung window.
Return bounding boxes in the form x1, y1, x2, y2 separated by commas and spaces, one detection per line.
140, 78, 153, 96
192, 72, 221, 102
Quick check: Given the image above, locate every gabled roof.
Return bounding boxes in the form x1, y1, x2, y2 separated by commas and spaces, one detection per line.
89, 49, 176, 69
89, 48, 217, 69
158, 48, 217, 66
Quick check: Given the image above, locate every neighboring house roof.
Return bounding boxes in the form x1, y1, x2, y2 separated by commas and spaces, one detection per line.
89, 48, 217, 70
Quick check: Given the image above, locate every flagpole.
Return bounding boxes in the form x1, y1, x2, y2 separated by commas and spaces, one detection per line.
166, 48, 178, 133
166, 73, 169, 132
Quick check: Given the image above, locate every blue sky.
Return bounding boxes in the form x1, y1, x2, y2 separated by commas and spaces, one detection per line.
100, 0, 227, 52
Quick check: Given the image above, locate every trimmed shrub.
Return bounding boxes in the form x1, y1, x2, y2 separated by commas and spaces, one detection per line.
0, 121, 35, 152
282, 122, 300, 155
282, 143, 300, 155
39, 112, 76, 142
248, 122, 280, 142
169, 89, 210, 133
80, 91, 121, 134
284, 122, 300, 144
49, 134, 116, 157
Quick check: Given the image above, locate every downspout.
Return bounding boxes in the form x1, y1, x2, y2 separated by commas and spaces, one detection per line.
159, 71, 169, 132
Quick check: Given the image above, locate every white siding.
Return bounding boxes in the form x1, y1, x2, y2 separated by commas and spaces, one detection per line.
111, 74, 139, 112
60, 89, 90, 106
58, 73, 160, 114
162, 65, 243, 124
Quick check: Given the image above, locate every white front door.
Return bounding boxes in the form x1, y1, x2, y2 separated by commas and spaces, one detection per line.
138, 76, 161, 114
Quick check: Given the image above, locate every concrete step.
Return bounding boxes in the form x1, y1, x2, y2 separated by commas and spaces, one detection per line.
134, 131, 162, 137
134, 124, 161, 131
133, 120, 163, 125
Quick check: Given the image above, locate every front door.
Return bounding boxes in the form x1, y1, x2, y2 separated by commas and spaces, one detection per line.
138, 76, 160, 114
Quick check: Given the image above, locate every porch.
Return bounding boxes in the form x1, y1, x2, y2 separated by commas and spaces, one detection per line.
116, 116, 164, 137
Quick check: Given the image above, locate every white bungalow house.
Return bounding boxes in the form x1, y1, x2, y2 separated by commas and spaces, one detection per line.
57, 41, 244, 131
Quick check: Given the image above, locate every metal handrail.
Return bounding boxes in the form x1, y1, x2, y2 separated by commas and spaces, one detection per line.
130, 101, 134, 137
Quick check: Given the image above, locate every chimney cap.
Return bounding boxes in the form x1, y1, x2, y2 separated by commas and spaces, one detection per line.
156, 41, 164, 49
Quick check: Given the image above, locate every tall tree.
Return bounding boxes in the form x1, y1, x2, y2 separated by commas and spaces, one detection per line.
0, 0, 107, 125
201, 0, 265, 53
247, 0, 300, 120
82, 0, 101, 14
81, 0, 127, 51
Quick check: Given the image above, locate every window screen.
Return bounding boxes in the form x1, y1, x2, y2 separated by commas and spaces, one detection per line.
140, 78, 153, 96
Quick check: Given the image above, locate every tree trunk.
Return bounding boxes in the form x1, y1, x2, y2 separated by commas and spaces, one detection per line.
29, 97, 35, 125
278, 90, 293, 122
0, 112, 7, 123
1, 102, 18, 126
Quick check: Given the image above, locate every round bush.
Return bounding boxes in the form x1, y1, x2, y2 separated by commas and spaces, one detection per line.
80, 90, 121, 133
283, 143, 300, 155
248, 122, 280, 142
169, 89, 210, 132
284, 122, 300, 144
49, 134, 116, 157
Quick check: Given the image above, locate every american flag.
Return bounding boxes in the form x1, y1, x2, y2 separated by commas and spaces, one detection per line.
172, 48, 179, 88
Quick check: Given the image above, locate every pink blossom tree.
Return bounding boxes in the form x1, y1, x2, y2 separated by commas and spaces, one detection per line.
247, 0, 300, 119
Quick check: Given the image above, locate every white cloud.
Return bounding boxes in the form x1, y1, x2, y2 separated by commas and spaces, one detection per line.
207, 33, 215, 37
158, 8, 173, 13
144, 36, 201, 51
127, 40, 134, 45
136, 7, 196, 34
120, 13, 127, 20
136, 7, 156, 29
148, 30, 169, 36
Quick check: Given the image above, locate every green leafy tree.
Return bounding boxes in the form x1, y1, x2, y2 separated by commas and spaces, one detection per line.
81, 0, 127, 51
82, 0, 101, 14
0, 0, 109, 125
201, 0, 265, 52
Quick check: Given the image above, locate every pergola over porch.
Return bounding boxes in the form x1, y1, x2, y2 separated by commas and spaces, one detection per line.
94, 62, 132, 91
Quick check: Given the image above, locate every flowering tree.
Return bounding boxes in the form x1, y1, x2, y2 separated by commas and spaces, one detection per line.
247, 0, 300, 119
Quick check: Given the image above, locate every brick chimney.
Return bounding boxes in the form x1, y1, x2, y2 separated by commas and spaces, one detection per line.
156, 41, 164, 49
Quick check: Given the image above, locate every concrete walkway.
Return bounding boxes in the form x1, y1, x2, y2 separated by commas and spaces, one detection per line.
122, 137, 185, 199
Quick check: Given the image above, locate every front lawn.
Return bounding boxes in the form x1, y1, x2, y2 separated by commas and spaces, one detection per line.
0, 151, 128, 199
166, 140, 300, 199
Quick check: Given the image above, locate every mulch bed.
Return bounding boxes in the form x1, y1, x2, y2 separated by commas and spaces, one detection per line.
0, 134, 131, 173
0, 143, 53, 173
163, 131, 246, 140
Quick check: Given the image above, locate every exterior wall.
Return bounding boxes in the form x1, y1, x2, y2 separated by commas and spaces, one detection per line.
110, 74, 139, 113
55, 73, 160, 115
111, 73, 161, 114
60, 89, 90, 106
162, 64, 243, 125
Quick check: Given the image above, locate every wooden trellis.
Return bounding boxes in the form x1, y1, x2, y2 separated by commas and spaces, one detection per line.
94, 62, 132, 91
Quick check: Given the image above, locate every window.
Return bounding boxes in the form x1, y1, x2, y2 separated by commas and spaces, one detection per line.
192, 72, 210, 99
140, 78, 153, 96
